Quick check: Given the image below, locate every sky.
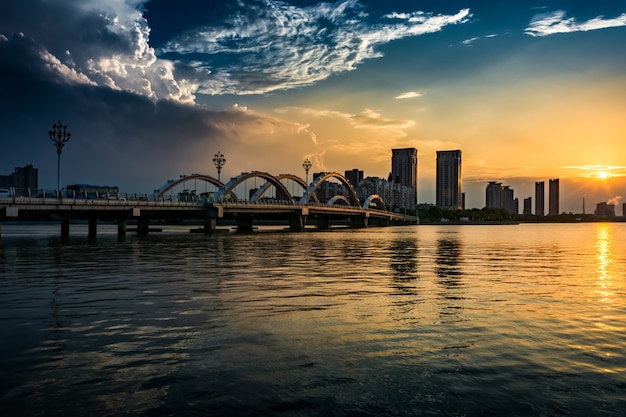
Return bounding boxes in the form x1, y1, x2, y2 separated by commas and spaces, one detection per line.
1, 0, 626, 213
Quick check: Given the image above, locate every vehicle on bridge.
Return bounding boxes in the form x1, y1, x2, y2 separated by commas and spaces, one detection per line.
66, 184, 120, 199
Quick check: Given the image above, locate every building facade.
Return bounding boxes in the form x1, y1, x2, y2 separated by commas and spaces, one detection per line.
344, 169, 364, 188
391, 148, 418, 207
535, 181, 545, 216
0, 164, 38, 192
436, 150, 462, 210
523, 197, 532, 215
485, 181, 518, 214
549, 178, 559, 216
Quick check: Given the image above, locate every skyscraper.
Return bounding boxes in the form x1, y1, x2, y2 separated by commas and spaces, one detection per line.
549, 178, 559, 216
391, 148, 418, 205
535, 181, 545, 216
436, 150, 462, 210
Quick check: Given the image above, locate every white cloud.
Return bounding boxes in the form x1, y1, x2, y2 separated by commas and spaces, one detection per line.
395, 91, 423, 99
525, 10, 626, 37
161, 1, 471, 95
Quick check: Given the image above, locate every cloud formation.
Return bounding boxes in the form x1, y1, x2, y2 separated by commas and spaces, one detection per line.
395, 91, 423, 99
525, 10, 626, 37
161, 1, 471, 95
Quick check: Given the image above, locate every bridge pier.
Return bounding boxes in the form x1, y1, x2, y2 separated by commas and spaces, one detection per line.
137, 217, 150, 235
61, 219, 70, 239
118, 219, 127, 240
350, 216, 369, 228
88, 218, 97, 239
289, 214, 306, 231
236, 214, 254, 232
203, 217, 217, 233
316, 216, 329, 230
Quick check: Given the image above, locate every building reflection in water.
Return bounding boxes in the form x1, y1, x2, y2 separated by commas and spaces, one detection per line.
435, 231, 465, 321
388, 237, 420, 320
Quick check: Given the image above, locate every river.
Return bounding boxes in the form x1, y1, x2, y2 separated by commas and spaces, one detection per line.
1, 223, 625, 416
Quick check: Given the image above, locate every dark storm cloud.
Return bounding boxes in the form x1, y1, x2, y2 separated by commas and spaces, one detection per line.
0, 31, 295, 192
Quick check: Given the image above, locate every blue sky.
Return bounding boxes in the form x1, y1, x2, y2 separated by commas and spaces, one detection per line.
1, 0, 625, 212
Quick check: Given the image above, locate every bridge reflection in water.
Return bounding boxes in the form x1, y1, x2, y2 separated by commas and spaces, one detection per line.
0, 171, 418, 239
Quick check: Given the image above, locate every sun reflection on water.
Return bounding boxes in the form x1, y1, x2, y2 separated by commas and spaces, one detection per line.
594, 224, 614, 302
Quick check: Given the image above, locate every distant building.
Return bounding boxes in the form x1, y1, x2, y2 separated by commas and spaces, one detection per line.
344, 169, 364, 188
523, 197, 532, 215
535, 181, 545, 216
0, 164, 38, 192
436, 150, 462, 210
595, 202, 616, 217
391, 148, 418, 207
623, 202, 626, 218
549, 178, 559, 216
485, 181, 517, 214
486, 182, 503, 209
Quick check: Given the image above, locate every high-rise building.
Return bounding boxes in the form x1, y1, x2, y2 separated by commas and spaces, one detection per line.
549, 178, 559, 216
523, 197, 532, 215
436, 150, 462, 210
391, 148, 418, 206
0, 164, 38, 191
485, 181, 517, 214
344, 169, 364, 187
486, 181, 502, 209
535, 181, 545, 216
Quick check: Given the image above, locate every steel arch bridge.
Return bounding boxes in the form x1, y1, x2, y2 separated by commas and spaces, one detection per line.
154, 174, 222, 198
251, 173, 319, 203
155, 171, 384, 210
299, 172, 361, 207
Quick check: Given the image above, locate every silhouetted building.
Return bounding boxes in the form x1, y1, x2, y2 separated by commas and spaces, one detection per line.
549, 178, 559, 216
344, 169, 364, 187
0, 164, 38, 191
486, 182, 502, 209
595, 202, 615, 217
623, 202, 626, 218
486, 181, 517, 214
436, 150, 462, 210
523, 197, 532, 215
535, 181, 545, 216
391, 148, 418, 206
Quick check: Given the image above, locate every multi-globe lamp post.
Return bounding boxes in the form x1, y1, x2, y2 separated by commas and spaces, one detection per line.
49, 120, 71, 195
302, 158, 312, 184
212, 151, 226, 187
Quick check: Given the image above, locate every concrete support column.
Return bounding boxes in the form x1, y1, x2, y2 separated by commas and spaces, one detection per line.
289, 214, 306, 232
137, 217, 149, 235
118, 219, 127, 239
204, 217, 217, 233
350, 216, 368, 228
316, 216, 329, 230
88, 218, 97, 239
236, 215, 254, 232
61, 219, 70, 239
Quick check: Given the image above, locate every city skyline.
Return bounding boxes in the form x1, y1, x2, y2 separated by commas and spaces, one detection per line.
1, 0, 625, 213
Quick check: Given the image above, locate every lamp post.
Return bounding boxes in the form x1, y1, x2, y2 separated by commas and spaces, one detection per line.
49, 120, 71, 194
212, 151, 226, 186
302, 158, 312, 184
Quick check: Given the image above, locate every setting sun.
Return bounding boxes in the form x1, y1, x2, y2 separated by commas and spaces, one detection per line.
598, 171, 609, 179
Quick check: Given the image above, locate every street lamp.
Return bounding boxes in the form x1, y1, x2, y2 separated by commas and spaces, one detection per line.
49, 120, 71, 193
302, 158, 312, 184
212, 151, 226, 185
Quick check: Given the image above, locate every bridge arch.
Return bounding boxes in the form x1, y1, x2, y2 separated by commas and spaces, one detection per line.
363, 194, 386, 210
252, 174, 319, 202
299, 172, 361, 207
327, 195, 350, 206
155, 174, 222, 198
214, 171, 294, 203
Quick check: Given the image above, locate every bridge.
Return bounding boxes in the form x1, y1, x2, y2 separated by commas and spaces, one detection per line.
0, 171, 418, 239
